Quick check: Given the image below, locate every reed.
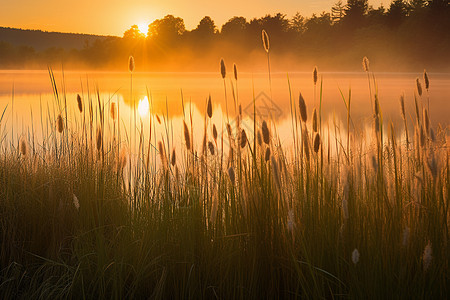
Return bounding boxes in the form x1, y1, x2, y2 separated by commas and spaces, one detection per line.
0, 56, 448, 300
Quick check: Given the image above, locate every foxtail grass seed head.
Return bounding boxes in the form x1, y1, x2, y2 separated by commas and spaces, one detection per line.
423, 69, 429, 90
110, 102, 116, 121
362, 56, 369, 72
313, 133, 321, 153
271, 156, 281, 189
374, 95, 380, 116
233, 63, 238, 81
416, 77, 422, 97
240, 129, 247, 148
183, 121, 191, 150
19, 136, 28, 157
96, 126, 102, 151
423, 108, 429, 134
226, 123, 232, 138
158, 141, 166, 163
77, 94, 83, 113
423, 241, 432, 271
208, 141, 215, 155
57, 114, 64, 133
414, 95, 420, 125
213, 124, 218, 142
262, 120, 270, 144
303, 128, 310, 161
128, 55, 135, 73
312, 108, 318, 132
265, 147, 271, 162
313, 66, 318, 85
400, 95, 406, 120
207, 96, 212, 118
220, 58, 226, 79
299, 93, 307, 123
171, 148, 176, 166
262, 29, 270, 53
73, 194, 80, 211
352, 248, 360, 265
257, 131, 262, 146
420, 124, 426, 148
228, 166, 235, 183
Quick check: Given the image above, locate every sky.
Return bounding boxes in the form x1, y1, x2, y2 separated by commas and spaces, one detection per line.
0, 0, 384, 36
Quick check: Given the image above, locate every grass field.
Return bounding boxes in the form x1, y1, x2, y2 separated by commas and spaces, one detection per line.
0, 57, 448, 298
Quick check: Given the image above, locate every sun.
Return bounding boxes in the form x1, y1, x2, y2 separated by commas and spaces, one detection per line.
137, 22, 148, 37
138, 96, 149, 118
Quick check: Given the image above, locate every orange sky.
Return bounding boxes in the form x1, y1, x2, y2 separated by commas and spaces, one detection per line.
0, 0, 384, 36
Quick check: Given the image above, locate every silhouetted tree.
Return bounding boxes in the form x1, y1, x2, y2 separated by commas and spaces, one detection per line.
331, 1, 346, 23
387, 0, 408, 27
147, 15, 185, 41
290, 12, 306, 34
123, 25, 145, 39
343, 0, 369, 27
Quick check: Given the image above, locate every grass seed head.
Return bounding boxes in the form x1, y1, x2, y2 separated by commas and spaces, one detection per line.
220, 58, 226, 79
208, 141, 215, 155
233, 63, 238, 81
362, 56, 369, 72
313, 66, 318, 85
128, 55, 135, 73
96, 126, 102, 151
313, 133, 321, 153
262, 120, 270, 144
423, 69, 429, 90
423, 108, 429, 134
262, 29, 270, 53
207, 95, 212, 118
212, 124, 218, 142
299, 93, 307, 123
265, 147, 271, 162
72, 194, 80, 210
57, 114, 64, 133
171, 148, 176, 166
228, 166, 235, 183
183, 121, 191, 150
400, 95, 406, 120
312, 108, 318, 132
19, 136, 28, 157
110, 102, 116, 121
416, 77, 422, 97
257, 130, 262, 146
77, 94, 83, 113
240, 129, 247, 148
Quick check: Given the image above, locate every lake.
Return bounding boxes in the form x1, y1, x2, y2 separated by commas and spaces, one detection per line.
1, 70, 449, 155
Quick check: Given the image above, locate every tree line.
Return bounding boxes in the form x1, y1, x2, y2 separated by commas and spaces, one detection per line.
1, 0, 449, 71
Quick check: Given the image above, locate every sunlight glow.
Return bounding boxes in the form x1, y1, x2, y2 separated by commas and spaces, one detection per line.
138, 96, 149, 118
137, 22, 148, 36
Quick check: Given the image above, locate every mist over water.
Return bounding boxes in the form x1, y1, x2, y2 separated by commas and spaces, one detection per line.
1, 70, 449, 153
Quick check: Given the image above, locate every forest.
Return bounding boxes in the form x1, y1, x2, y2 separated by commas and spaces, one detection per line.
1, 0, 449, 71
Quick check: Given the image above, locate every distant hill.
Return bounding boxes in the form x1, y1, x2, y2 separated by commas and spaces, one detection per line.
0, 27, 118, 51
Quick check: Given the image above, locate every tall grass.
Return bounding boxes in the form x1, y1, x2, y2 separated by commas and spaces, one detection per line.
0, 58, 448, 299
